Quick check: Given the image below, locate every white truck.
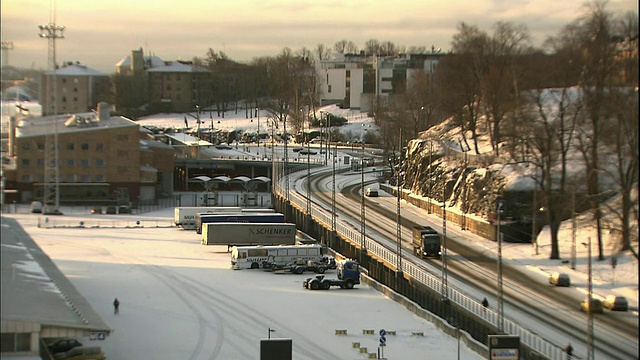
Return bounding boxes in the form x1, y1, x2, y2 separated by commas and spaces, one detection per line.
201, 222, 297, 247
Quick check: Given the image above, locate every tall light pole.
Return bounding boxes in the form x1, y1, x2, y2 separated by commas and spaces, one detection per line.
39, 13, 65, 215
441, 177, 448, 300
360, 140, 366, 263
582, 238, 595, 360
1, 41, 14, 67
496, 199, 506, 331
256, 107, 260, 158
396, 130, 403, 276
532, 181, 539, 255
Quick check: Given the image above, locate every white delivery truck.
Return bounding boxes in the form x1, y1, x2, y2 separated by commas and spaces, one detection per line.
201, 222, 297, 248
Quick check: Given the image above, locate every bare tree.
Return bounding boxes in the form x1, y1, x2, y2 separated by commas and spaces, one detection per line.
602, 86, 639, 257
439, 22, 489, 154
334, 40, 358, 54
315, 43, 333, 61
525, 87, 584, 259
573, 1, 621, 260
483, 22, 531, 156
364, 39, 382, 55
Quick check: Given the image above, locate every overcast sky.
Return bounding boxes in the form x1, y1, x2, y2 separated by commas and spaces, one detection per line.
1, 0, 638, 73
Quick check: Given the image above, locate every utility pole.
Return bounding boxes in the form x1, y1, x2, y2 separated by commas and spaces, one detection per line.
496, 199, 506, 331
441, 179, 448, 300
360, 141, 366, 263
396, 130, 403, 276
39, 8, 65, 215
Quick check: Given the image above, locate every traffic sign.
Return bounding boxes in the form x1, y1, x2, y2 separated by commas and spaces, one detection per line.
379, 329, 386, 336
496, 199, 506, 215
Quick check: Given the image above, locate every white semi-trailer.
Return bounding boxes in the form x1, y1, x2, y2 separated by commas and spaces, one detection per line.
201, 222, 297, 247
174, 207, 242, 230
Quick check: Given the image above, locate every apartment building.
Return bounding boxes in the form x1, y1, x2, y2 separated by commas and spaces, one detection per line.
40, 63, 111, 116
147, 61, 212, 113
319, 51, 445, 112
9, 102, 174, 205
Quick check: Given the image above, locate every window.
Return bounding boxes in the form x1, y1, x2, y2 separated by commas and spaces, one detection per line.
81, 143, 89, 150
36, 142, 45, 150
21, 142, 30, 150
36, 158, 44, 166
328, 85, 332, 93
96, 143, 104, 151
0, 333, 31, 352
67, 159, 75, 167
96, 174, 105, 182
81, 159, 89, 167
67, 143, 75, 150
96, 159, 105, 167
20, 175, 31, 182
81, 175, 90, 182
21, 159, 30, 166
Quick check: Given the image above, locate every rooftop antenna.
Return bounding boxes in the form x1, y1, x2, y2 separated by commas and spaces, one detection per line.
39, 0, 65, 214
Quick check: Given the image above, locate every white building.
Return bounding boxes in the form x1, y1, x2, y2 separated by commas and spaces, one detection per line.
319, 51, 445, 113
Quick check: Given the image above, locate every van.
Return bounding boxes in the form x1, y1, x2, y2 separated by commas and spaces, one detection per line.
30, 201, 43, 213
365, 188, 379, 197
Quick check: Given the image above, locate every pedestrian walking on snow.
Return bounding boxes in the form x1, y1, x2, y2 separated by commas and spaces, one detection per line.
113, 298, 120, 314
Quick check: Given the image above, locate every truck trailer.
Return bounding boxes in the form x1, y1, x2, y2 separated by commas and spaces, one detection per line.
202, 222, 296, 247
412, 226, 442, 258
195, 212, 284, 234
174, 207, 241, 230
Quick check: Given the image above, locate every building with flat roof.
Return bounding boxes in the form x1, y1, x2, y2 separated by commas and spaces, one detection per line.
1, 217, 111, 357
5, 102, 174, 206
39, 64, 111, 116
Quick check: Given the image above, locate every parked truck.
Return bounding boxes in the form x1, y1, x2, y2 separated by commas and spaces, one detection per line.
202, 222, 296, 247
302, 260, 360, 290
412, 226, 442, 258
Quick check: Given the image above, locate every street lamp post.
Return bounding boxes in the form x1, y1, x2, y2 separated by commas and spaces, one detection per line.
532, 182, 539, 255
441, 179, 448, 301
582, 238, 595, 360
256, 107, 260, 158
496, 199, 506, 332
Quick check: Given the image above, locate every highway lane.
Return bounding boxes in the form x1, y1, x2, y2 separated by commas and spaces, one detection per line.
293, 166, 638, 360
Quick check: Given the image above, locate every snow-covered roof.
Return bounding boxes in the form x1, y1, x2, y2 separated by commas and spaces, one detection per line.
115, 54, 165, 68
50, 64, 106, 76
147, 61, 209, 73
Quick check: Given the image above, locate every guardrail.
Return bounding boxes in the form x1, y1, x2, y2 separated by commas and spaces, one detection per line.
274, 168, 566, 360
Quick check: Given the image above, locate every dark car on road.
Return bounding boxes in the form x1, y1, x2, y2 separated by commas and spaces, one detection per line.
548, 272, 571, 287
47, 338, 82, 355
299, 149, 317, 155
215, 144, 233, 150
